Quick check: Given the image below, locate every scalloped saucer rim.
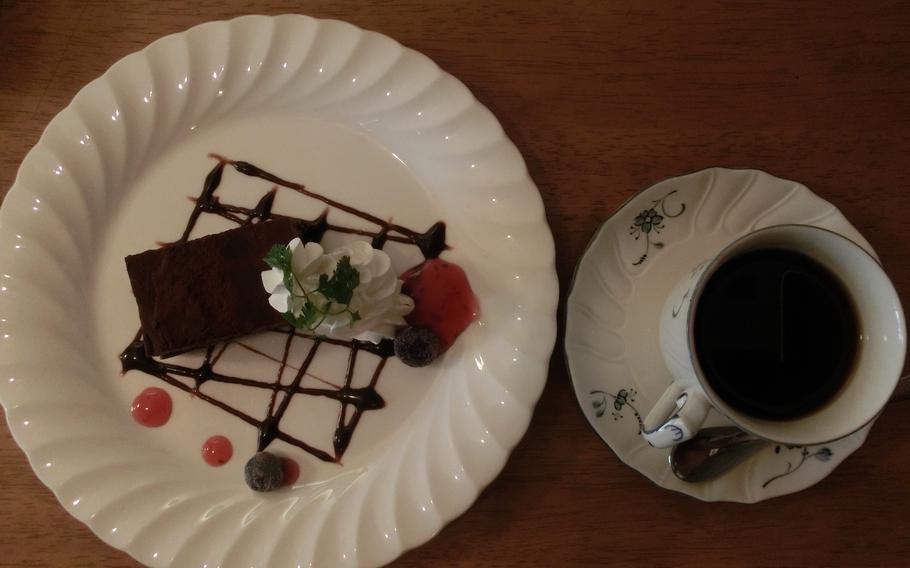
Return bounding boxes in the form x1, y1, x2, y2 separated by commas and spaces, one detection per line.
565, 166, 874, 503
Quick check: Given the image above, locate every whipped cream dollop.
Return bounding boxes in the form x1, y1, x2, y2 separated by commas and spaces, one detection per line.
261, 239, 414, 343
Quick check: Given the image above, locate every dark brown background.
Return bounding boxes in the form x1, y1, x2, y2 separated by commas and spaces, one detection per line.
2, 1, 909, 566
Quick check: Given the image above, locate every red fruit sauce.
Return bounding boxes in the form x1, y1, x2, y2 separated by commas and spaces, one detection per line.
130, 387, 172, 428
281, 457, 300, 486
401, 258, 479, 349
202, 435, 233, 467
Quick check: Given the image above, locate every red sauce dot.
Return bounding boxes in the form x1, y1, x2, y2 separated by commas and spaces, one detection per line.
131, 387, 172, 427
202, 435, 233, 467
281, 457, 300, 486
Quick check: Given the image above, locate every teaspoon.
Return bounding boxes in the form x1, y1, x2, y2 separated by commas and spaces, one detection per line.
670, 375, 910, 483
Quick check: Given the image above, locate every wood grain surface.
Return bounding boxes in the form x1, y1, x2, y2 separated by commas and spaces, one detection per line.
2, 1, 910, 566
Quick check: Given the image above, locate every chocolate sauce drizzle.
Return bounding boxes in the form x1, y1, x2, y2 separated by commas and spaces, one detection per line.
121, 155, 446, 463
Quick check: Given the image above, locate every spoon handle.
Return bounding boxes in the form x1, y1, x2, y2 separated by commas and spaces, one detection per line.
670, 427, 766, 483
671, 374, 910, 484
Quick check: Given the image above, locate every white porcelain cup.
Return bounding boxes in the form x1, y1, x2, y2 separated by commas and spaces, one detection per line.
642, 224, 906, 449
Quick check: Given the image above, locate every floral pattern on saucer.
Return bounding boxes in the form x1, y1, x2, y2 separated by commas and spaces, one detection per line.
628, 190, 686, 266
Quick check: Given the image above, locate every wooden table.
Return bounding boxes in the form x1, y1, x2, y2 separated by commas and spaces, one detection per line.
2, 1, 909, 566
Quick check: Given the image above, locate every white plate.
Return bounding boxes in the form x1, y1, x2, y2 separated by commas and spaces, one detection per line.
0, 15, 558, 567
566, 168, 872, 502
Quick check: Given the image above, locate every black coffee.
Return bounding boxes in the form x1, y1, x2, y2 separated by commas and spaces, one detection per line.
694, 249, 858, 420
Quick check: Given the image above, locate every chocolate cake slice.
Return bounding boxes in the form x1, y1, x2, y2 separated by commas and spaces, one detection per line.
125, 218, 303, 357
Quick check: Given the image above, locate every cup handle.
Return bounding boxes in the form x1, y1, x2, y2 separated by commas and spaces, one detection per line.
642, 384, 711, 448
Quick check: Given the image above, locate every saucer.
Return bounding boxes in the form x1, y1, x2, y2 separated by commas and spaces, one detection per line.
565, 168, 874, 503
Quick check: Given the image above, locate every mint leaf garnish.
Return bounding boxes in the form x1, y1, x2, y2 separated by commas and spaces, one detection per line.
319, 255, 360, 305
266, 249, 363, 334
300, 299, 320, 328
264, 244, 295, 291
264, 244, 291, 271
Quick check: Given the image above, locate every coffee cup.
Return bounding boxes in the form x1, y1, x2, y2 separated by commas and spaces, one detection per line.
643, 224, 906, 448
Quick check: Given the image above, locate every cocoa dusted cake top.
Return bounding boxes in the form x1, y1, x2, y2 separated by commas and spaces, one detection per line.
125, 217, 303, 357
